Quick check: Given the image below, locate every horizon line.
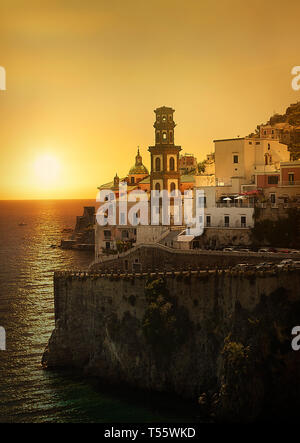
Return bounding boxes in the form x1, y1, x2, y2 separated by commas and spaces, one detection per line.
0, 197, 97, 201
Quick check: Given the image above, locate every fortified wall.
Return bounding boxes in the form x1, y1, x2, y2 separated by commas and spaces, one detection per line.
43, 266, 300, 421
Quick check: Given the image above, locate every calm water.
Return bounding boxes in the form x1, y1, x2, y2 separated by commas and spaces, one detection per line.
0, 200, 198, 423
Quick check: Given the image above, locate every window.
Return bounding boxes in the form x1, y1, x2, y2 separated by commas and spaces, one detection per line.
289, 173, 295, 184
169, 157, 175, 171
224, 216, 230, 227
249, 141, 252, 145
268, 175, 279, 185
168, 114, 172, 122
105, 242, 110, 249
120, 212, 126, 224
241, 216, 246, 228
155, 157, 161, 171
133, 262, 141, 273
162, 115, 166, 122
206, 215, 211, 227
162, 131, 167, 141
270, 193, 276, 204
169, 131, 173, 143
265, 154, 268, 165
264, 130, 267, 135
125, 260, 129, 271
122, 230, 128, 239
268, 143, 270, 150
233, 155, 239, 164
256, 142, 260, 145
198, 196, 206, 207
104, 230, 111, 239
170, 182, 176, 193
131, 176, 135, 184
156, 131, 160, 143
155, 182, 161, 191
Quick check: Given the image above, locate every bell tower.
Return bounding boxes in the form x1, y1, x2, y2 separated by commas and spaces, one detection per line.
148, 106, 181, 193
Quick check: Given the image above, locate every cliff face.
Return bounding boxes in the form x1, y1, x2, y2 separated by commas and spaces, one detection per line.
43, 269, 300, 421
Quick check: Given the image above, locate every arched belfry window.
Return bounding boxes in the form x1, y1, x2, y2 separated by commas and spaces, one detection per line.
169, 157, 175, 171
155, 157, 161, 172
170, 182, 176, 193
169, 131, 173, 143
155, 182, 161, 191
265, 154, 268, 165
156, 131, 160, 143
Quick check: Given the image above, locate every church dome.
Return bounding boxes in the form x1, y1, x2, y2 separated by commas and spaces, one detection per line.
129, 148, 149, 175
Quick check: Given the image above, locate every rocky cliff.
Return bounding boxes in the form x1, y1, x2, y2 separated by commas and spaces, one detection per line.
43, 268, 300, 421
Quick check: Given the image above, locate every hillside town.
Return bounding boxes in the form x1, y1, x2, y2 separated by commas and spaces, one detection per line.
62, 103, 300, 262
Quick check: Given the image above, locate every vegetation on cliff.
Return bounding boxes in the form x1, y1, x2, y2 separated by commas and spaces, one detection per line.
251, 207, 300, 248
142, 277, 190, 360
212, 287, 300, 422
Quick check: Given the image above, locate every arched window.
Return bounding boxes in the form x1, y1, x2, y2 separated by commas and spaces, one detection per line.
155, 182, 161, 191
170, 182, 176, 193
169, 157, 175, 171
169, 131, 173, 143
155, 157, 161, 171
265, 154, 268, 165
156, 131, 160, 143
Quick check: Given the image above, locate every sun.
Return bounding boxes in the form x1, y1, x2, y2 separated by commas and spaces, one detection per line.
34, 154, 61, 186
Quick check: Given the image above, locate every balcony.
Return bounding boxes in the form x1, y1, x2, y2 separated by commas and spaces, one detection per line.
216, 201, 254, 208
280, 180, 300, 186
215, 180, 232, 187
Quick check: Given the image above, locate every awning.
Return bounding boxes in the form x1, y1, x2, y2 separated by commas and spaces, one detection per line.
240, 190, 260, 196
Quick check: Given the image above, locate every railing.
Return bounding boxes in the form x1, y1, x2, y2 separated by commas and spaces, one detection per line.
280, 180, 300, 186
216, 202, 254, 208
215, 181, 232, 187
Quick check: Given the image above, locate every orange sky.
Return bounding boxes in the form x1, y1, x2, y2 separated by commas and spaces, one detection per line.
0, 0, 300, 200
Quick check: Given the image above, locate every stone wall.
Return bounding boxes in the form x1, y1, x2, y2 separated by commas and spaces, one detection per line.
43, 267, 300, 420
90, 244, 288, 273
195, 227, 252, 248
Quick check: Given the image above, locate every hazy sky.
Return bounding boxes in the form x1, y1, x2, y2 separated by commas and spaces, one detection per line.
1, 0, 300, 199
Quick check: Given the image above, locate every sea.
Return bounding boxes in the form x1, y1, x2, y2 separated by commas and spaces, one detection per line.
0, 200, 199, 423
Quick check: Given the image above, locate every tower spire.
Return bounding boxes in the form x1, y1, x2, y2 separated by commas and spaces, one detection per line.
148, 106, 181, 193
135, 147, 142, 166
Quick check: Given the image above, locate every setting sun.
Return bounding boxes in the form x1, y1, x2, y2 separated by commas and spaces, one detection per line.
34, 154, 61, 187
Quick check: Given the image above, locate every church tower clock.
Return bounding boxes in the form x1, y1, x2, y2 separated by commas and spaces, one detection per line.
148, 106, 181, 193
